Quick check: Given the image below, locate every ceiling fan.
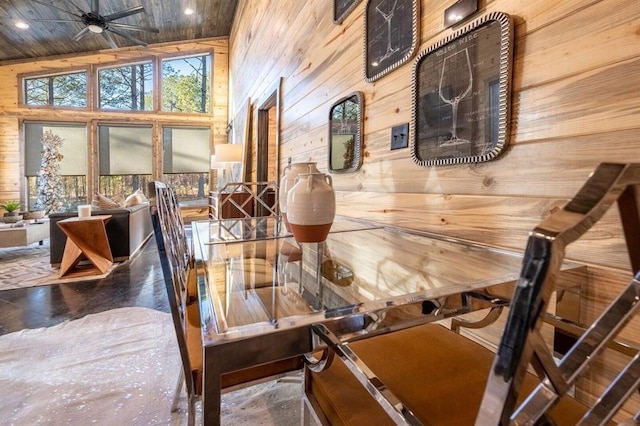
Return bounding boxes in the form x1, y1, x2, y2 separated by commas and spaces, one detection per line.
30, 0, 159, 48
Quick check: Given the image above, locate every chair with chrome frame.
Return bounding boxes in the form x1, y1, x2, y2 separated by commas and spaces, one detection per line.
149, 181, 303, 425
149, 181, 199, 424
303, 162, 640, 425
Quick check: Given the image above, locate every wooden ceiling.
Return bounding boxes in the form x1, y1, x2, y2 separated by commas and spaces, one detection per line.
0, 0, 238, 63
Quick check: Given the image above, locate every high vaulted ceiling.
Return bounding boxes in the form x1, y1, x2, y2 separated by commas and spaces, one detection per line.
0, 0, 238, 63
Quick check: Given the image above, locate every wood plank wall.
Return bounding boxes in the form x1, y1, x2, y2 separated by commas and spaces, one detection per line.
228, 0, 640, 418
0, 39, 229, 200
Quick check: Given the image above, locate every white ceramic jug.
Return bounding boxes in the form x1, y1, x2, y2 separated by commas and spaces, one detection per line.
279, 162, 320, 230
286, 172, 335, 243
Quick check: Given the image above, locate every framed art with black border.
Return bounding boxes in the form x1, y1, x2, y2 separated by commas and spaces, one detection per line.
334, 0, 363, 24
364, 0, 419, 83
411, 12, 513, 167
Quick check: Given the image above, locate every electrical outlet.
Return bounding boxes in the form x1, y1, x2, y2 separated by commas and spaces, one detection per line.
391, 123, 409, 150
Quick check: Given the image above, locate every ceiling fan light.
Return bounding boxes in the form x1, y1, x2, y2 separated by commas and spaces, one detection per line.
87, 24, 103, 33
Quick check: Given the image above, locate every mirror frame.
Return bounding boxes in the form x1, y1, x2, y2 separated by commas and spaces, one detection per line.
410, 12, 513, 167
328, 92, 364, 174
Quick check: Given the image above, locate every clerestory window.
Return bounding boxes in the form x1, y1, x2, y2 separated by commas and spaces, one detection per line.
161, 54, 212, 113
24, 72, 88, 108
98, 62, 154, 111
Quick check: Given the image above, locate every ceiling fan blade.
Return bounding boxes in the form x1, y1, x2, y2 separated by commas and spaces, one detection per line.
103, 6, 144, 22
73, 26, 90, 41
106, 27, 148, 47
30, 0, 83, 18
91, 0, 100, 14
32, 18, 81, 23
58, 0, 87, 15
108, 22, 159, 33
101, 31, 118, 49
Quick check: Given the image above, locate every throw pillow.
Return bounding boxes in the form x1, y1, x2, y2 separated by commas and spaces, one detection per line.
124, 189, 149, 207
112, 194, 125, 207
91, 192, 123, 210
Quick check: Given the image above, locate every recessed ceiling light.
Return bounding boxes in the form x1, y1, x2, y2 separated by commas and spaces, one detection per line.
15, 21, 29, 29
184, 8, 194, 15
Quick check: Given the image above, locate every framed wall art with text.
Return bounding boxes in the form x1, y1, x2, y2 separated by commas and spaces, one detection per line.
411, 12, 513, 167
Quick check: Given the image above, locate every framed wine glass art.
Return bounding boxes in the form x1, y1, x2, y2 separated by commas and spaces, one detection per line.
334, 0, 363, 24
411, 12, 513, 167
364, 0, 419, 82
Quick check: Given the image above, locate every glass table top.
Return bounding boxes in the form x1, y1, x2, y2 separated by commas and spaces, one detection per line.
192, 215, 382, 247
192, 217, 545, 344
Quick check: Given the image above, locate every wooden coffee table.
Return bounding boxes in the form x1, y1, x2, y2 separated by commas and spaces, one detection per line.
0, 221, 49, 248
57, 215, 113, 278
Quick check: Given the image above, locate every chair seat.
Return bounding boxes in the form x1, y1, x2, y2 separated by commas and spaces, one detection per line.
185, 293, 204, 394
306, 323, 589, 425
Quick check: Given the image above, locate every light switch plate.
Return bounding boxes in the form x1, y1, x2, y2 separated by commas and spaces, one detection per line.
391, 123, 409, 150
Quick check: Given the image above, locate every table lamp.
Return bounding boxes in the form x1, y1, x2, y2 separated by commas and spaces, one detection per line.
210, 155, 225, 191
214, 144, 242, 191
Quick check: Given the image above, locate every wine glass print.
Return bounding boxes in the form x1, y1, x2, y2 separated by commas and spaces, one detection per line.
375, 0, 400, 64
438, 48, 473, 146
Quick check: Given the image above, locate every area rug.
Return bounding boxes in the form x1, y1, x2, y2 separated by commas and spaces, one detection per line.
0, 240, 119, 291
0, 307, 302, 425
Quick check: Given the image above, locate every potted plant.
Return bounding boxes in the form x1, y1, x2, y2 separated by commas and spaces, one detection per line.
1, 200, 22, 216
0, 200, 24, 223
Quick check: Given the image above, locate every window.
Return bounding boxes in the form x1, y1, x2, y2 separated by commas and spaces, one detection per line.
162, 126, 211, 203
98, 62, 153, 111
24, 72, 87, 107
25, 122, 88, 211
98, 124, 153, 196
162, 54, 212, 113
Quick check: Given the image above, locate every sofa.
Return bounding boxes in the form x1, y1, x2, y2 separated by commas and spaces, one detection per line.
49, 203, 153, 265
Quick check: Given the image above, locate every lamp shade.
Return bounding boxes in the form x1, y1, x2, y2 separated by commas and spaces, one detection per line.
210, 155, 224, 170
215, 144, 242, 163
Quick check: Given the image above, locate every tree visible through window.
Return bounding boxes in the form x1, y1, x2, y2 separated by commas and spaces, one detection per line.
162, 54, 211, 113
24, 72, 87, 107
99, 62, 153, 111
24, 123, 88, 211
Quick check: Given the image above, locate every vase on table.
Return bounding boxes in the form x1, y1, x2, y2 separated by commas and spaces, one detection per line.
286, 172, 336, 243
279, 162, 320, 231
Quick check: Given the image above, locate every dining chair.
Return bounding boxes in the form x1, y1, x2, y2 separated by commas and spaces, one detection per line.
149, 181, 302, 425
303, 162, 640, 425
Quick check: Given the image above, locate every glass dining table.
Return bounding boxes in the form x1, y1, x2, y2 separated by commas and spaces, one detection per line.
191, 215, 584, 425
